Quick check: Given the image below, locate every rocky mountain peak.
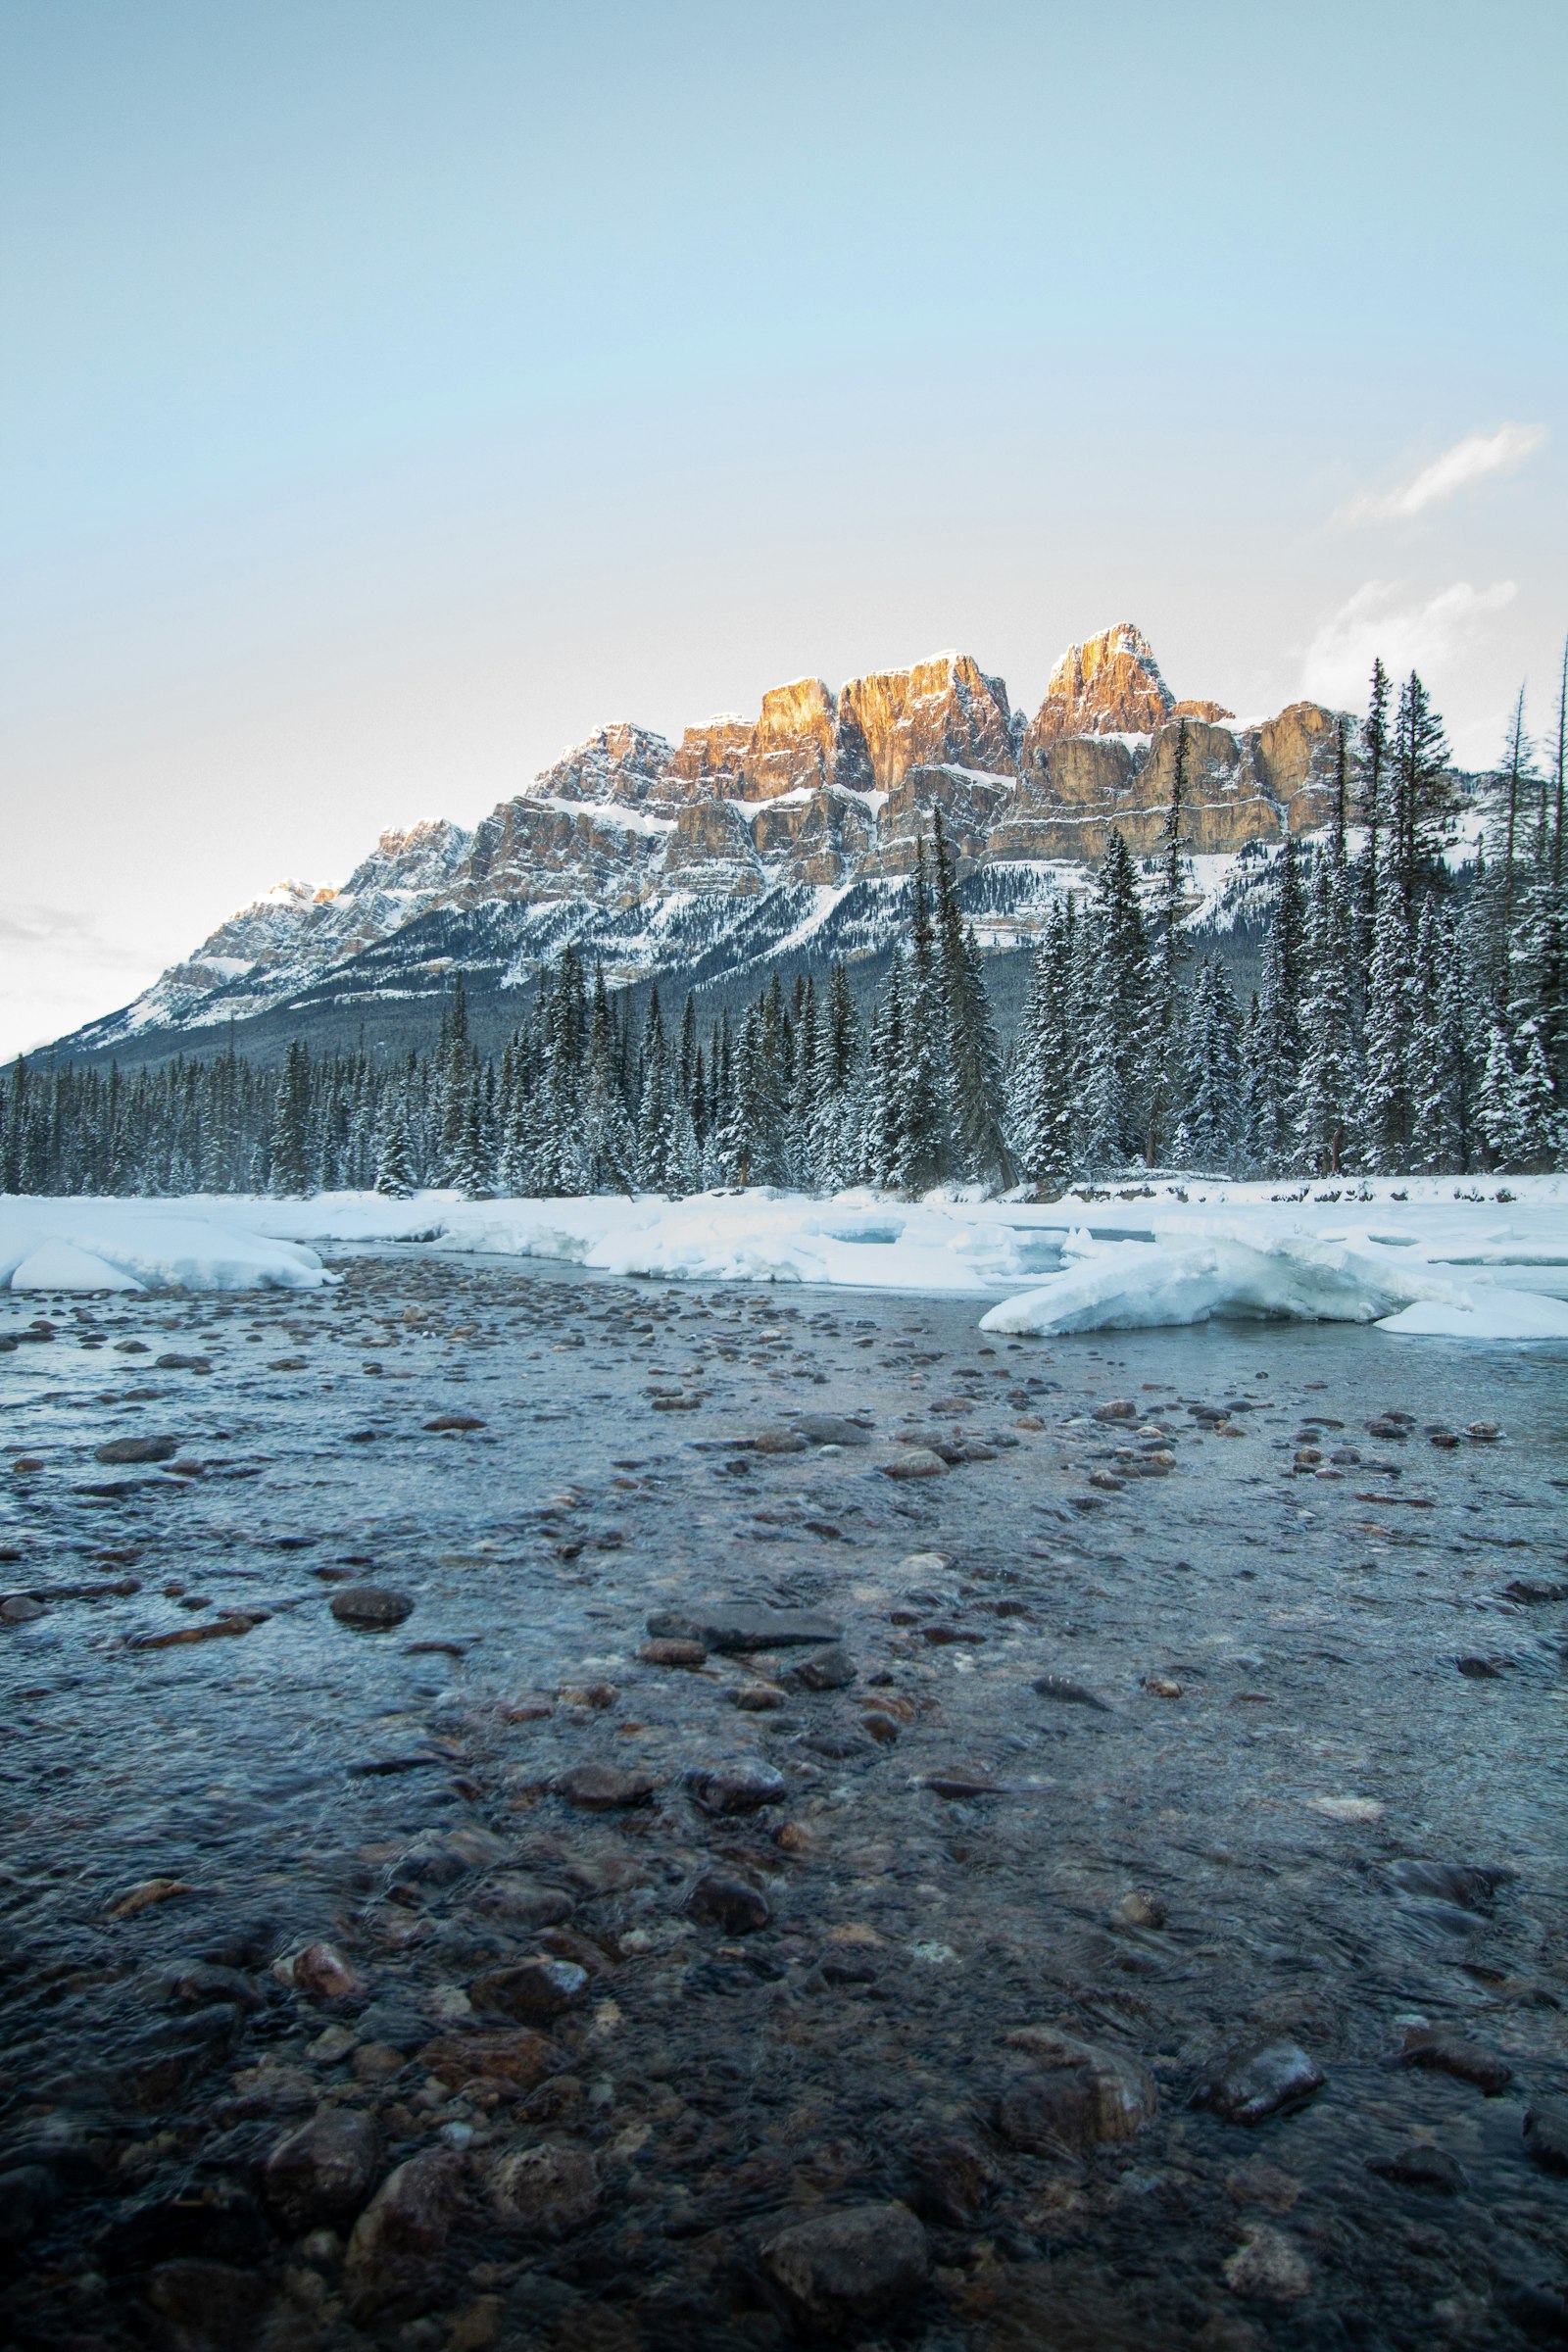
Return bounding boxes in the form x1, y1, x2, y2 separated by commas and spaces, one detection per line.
1027, 622, 1174, 751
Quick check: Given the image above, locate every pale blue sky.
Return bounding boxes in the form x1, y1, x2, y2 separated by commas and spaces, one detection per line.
2, 0, 1563, 1052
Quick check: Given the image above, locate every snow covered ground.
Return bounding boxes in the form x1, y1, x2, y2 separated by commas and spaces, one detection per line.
2, 1180, 1566, 1337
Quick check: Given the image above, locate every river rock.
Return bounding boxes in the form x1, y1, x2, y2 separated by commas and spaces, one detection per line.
760, 2200, 929, 2325
344, 2147, 464, 2320
1397, 2030, 1513, 2094
1386, 1858, 1511, 1912
1092, 1400, 1139, 1422
330, 1585, 414, 1628
554, 1763, 657, 1811
144, 2258, 269, 2347
782, 1644, 857, 1692
0, 2163, 60, 2249
420, 2029, 560, 2091
489, 2140, 600, 2238
639, 1637, 708, 1666
879, 1447, 948, 1480
753, 1429, 808, 1453
996, 2030, 1157, 2154
687, 1758, 787, 1814
264, 2108, 382, 2231
1367, 2143, 1468, 2193
1525, 2098, 1568, 2173
685, 1871, 771, 1933
469, 1959, 590, 2022
648, 1603, 841, 1651
94, 1435, 178, 1464
274, 1941, 366, 2000
792, 1414, 872, 1446
1223, 2223, 1311, 2301
1033, 1671, 1111, 1713
0, 1596, 46, 1625
1201, 2040, 1326, 2126
905, 2133, 1000, 2229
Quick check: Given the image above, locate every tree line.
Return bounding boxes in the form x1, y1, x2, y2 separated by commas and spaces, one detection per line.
3, 654, 1563, 1200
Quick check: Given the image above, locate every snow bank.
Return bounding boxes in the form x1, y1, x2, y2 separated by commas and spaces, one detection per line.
978, 1227, 1466, 1338
2, 1178, 1565, 1335
0, 1202, 331, 1293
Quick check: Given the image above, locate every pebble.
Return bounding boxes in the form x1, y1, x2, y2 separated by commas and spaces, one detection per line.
1202, 2040, 1326, 2126
488, 2140, 600, 2239
1092, 1400, 1139, 1421
879, 1447, 948, 1479
1223, 2223, 1311, 2301
104, 1876, 193, 1921
94, 1435, 178, 1464
648, 1603, 841, 1652
424, 1413, 486, 1432
905, 2133, 999, 2230
792, 1413, 872, 1446
128, 1612, 260, 1649
753, 1429, 808, 1453
419, 2029, 559, 2092
760, 2200, 929, 2324
1524, 2097, 1568, 2173
1397, 2030, 1513, 2094
1367, 2143, 1468, 2193
1033, 1671, 1111, 1713
0, 1596, 46, 1625
782, 1643, 857, 1691
997, 2029, 1158, 2154
1109, 1889, 1167, 1931
684, 1871, 771, 1933
344, 2147, 464, 2320
469, 1959, 590, 2022
687, 1758, 787, 1814
638, 1637, 708, 1667
553, 1763, 657, 1811
263, 2108, 382, 2231
274, 1941, 366, 2000
154, 1353, 213, 1373
330, 1584, 415, 1628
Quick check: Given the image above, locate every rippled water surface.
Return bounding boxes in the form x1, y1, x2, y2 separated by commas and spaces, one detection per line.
2, 1252, 1567, 2350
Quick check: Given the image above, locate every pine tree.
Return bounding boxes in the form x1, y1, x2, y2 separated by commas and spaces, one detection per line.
1362, 844, 1414, 1171
862, 952, 908, 1191
1407, 898, 1464, 1171
931, 814, 1012, 1188
1146, 720, 1191, 1165
1080, 831, 1150, 1176
1294, 851, 1360, 1174
1173, 958, 1243, 1171
270, 1042, 314, 1197
1245, 835, 1306, 1174
808, 960, 860, 1193
898, 844, 955, 1192
1013, 896, 1080, 1193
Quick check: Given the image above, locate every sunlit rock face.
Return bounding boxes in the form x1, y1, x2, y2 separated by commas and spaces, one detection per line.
48, 622, 1385, 1061
1021, 621, 1173, 759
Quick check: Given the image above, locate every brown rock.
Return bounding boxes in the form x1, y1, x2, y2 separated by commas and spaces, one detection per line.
760, 2200, 929, 2325
488, 2140, 600, 2238
263, 2108, 381, 2231
344, 2147, 463, 2319
419, 2029, 560, 2092
553, 1763, 657, 1811
1023, 622, 1173, 753
997, 2029, 1157, 2154
469, 1959, 590, 2023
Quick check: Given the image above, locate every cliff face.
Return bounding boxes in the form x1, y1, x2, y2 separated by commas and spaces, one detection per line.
59, 624, 1378, 1059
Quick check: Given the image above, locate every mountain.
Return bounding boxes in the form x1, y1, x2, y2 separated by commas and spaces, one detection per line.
45, 624, 1372, 1068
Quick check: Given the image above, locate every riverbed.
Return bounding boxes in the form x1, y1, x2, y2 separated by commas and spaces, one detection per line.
3, 1252, 1566, 2349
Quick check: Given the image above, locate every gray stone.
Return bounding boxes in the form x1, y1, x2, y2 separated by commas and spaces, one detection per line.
264, 2108, 382, 2231
489, 2140, 600, 2239
792, 1414, 872, 1446
760, 2200, 928, 2324
344, 2147, 463, 2319
1525, 2097, 1568, 2174
687, 1758, 787, 1814
1202, 2041, 1326, 2126
554, 1763, 657, 1811
470, 1959, 590, 2022
782, 1644, 857, 1692
330, 1584, 414, 1628
684, 1872, 771, 1934
94, 1435, 178, 1465
647, 1603, 841, 1652
996, 2031, 1157, 2154
1367, 2143, 1467, 2193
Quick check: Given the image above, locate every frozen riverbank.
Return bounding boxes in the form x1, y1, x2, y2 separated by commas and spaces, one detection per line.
4, 1181, 1568, 1339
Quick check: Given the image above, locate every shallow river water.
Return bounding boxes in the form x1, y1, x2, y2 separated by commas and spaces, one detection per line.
2, 1251, 1567, 2351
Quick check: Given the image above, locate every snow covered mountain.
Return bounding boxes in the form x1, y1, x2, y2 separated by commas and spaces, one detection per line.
47, 624, 1388, 1066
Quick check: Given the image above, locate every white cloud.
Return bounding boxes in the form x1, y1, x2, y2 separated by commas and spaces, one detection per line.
1333, 423, 1547, 527
1299, 578, 1518, 710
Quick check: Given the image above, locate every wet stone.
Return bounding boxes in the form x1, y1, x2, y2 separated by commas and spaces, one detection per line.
1033, 1671, 1112, 1713
1524, 2097, 1568, 2173
554, 1763, 658, 1811
488, 2140, 600, 2238
997, 2031, 1158, 2155
880, 1446, 948, 1480
792, 1413, 872, 1446
263, 2107, 382, 2231
638, 1637, 708, 1667
344, 2146, 464, 2320
330, 1583, 414, 1628
1201, 2040, 1327, 2127
781, 1643, 857, 1691
0, 2162, 60, 2248
470, 1958, 590, 2022
1367, 2143, 1468, 2193
687, 1757, 787, 1814
1223, 2223, 1311, 2302
684, 1870, 772, 1933
649, 1603, 841, 1652
94, 1434, 178, 1464
760, 2199, 929, 2326
905, 2133, 1000, 2230
144, 2258, 270, 2348
1397, 2030, 1513, 2094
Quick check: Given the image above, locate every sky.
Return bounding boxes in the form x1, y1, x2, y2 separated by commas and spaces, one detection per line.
2, 0, 1564, 1059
